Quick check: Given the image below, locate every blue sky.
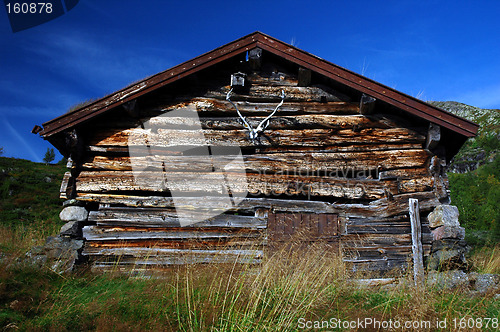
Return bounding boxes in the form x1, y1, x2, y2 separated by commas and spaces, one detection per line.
1, 0, 499, 162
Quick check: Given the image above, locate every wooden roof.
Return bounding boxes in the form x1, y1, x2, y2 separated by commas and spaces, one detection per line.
37, 31, 478, 138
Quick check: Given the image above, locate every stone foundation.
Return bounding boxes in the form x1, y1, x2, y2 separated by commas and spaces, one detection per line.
25, 200, 88, 274
427, 204, 469, 271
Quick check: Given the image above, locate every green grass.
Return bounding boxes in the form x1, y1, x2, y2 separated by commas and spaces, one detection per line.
1, 250, 498, 331
0, 156, 66, 255
448, 155, 500, 246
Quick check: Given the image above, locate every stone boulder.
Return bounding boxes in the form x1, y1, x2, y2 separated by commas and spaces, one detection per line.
59, 206, 88, 222
427, 239, 469, 271
468, 273, 500, 294
25, 236, 84, 274
428, 205, 460, 229
431, 225, 465, 241
59, 206, 88, 238
427, 271, 500, 294
427, 270, 469, 290
60, 220, 82, 238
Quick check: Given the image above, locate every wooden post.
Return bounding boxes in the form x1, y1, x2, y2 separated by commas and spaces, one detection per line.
298, 68, 311, 87
248, 48, 262, 70
425, 123, 441, 150
409, 198, 424, 287
359, 94, 376, 115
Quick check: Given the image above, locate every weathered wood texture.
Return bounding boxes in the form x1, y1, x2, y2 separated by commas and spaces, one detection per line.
91, 128, 424, 147
409, 198, 425, 287
82, 150, 430, 172
426, 123, 441, 150
68, 56, 441, 272
268, 212, 340, 241
76, 170, 410, 199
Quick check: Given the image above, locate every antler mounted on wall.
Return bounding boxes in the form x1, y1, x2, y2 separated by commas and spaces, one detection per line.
226, 88, 285, 143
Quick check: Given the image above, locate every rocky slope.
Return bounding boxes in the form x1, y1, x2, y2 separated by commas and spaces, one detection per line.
430, 101, 499, 173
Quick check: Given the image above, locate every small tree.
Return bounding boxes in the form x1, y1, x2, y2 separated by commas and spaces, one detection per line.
0, 146, 3, 156
43, 148, 56, 164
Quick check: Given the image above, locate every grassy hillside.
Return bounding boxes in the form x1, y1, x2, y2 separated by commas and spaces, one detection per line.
0, 157, 66, 256
448, 157, 500, 245
430, 101, 499, 173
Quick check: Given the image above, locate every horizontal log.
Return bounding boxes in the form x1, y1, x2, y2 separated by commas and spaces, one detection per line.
95, 114, 394, 131
91, 127, 425, 147
345, 258, 408, 272
150, 99, 360, 116
338, 191, 439, 218
203, 85, 351, 102
398, 177, 434, 194
76, 191, 439, 219
346, 225, 431, 235
77, 195, 338, 213
83, 225, 263, 242
253, 143, 424, 154
83, 247, 263, 259
81, 150, 430, 173
90, 210, 267, 229
84, 237, 264, 249
346, 215, 410, 225
378, 168, 429, 180
342, 233, 412, 247
345, 251, 411, 261
86, 143, 423, 155
89, 254, 262, 267
247, 72, 298, 86
75, 170, 396, 199
342, 245, 431, 258
346, 224, 411, 235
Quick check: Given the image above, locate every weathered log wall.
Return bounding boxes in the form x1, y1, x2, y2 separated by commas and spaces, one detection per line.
60, 55, 445, 272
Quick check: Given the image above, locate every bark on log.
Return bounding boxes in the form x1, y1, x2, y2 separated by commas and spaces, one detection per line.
94, 114, 395, 131
83, 225, 262, 241
91, 127, 425, 147
75, 170, 397, 199
89, 210, 267, 229
75, 191, 439, 219
203, 85, 351, 102
83, 149, 429, 173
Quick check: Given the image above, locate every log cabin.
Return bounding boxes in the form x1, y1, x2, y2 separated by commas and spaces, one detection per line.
33, 32, 478, 273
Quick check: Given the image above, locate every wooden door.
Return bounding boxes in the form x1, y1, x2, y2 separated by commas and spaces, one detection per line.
268, 212, 340, 247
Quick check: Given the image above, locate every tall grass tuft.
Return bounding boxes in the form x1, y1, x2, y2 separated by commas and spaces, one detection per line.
171, 243, 346, 331
470, 245, 500, 274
